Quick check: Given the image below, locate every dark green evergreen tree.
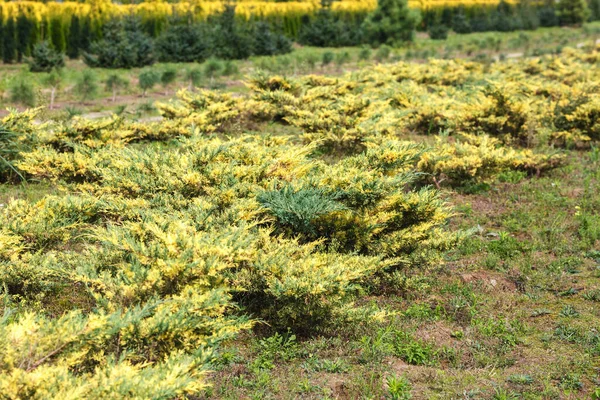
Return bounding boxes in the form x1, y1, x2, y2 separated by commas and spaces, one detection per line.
29, 16, 40, 52
298, 0, 364, 47
3, 18, 16, 64
274, 30, 293, 54
143, 17, 164, 38
452, 8, 472, 33
361, 0, 421, 46
155, 23, 207, 62
440, 7, 454, 26
470, 10, 491, 32
28, 41, 65, 72
252, 21, 292, 56
208, 5, 253, 60
67, 15, 81, 59
80, 17, 92, 52
589, 0, 600, 20
538, 6, 559, 26
0, 19, 4, 61
492, 0, 518, 31
50, 17, 66, 53
84, 17, 155, 68
516, 0, 540, 30
16, 15, 33, 62
428, 23, 449, 40
557, 0, 591, 24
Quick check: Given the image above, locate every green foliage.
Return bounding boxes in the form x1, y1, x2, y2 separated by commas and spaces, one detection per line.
155, 18, 292, 62
492, 388, 520, 400
237, 240, 386, 332
429, 24, 449, 40
559, 305, 580, 318
84, 17, 155, 69
67, 15, 81, 59
43, 69, 63, 90
208, 5, 253, 60
359, 46, 372, 61
74, 69, 98, 102
105, 73, 128, 102
322, 51, 334, 66
0, 19, 3, 60
0, 293, 248, 398
298, 5, 364, 47
252, 21, 292, 56
576, 207, 600, 245
583, 289, 600, 302
257, 186, 345, 237
28, 41, 65, 73
538, 5, 559, 26
222, 60, 239, 76
358, 327, 395, 363
507, 374, 534, 385
155, 23, 208, 63
9, 79, 36, 107
303, 357, 349, 373
185, 67, 203, 89
393, 331, 436, 365
452, 10, 472, 33
80, 17, 92, 53
557, 0, 591, 25
559, 373, 583, 390
2, 17, 16, 64
138, 69, 161, 97
491, 1, 520, 32
43, 69, 63, 109
362, 0, 421, 46
375, 44, 392, 61
204, 57, 223, 80
336, 51, 351, 67
161, 67, 178, 93
49, 17, 66, 53
0, 110, 37, 182
16, 14, 34, 62
386, 375, 412, 400
255, 331, 299, 364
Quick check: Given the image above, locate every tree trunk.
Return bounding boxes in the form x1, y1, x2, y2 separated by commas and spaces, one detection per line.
50, 87, 56, 110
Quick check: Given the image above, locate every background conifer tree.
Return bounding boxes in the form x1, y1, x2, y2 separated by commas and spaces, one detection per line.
16, 15, 33, 62
29, 41, 65, 72
67, 15, 81, 59
80, 17, 92, 52
0, 19, 4, 61
50, 17, 66, 53
361, 0, 421, 46
557, 0, 591, 25
3, 18, 16, 64
209, 5, 252, 60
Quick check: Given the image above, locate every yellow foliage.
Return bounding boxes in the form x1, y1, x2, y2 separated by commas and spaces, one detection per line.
0, 0, 520, 24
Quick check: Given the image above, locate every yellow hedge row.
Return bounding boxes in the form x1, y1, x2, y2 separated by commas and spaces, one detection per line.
0, 0, 518, 22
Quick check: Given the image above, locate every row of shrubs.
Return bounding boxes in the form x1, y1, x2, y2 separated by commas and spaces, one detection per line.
424, 0, 600, 33
2, 0, 599, 65
301, 0, 600, 46
3, 5, 292, 69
